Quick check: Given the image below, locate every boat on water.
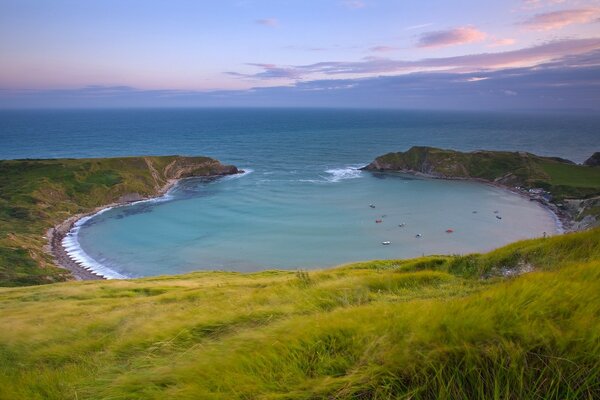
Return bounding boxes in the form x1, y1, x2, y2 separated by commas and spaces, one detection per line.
496, 215, 502, 220
369, 204, 376, 208
446, 229, 454, 233
382, 241, 391, 245
416, 233, 422, 238
375, 219, 383, 223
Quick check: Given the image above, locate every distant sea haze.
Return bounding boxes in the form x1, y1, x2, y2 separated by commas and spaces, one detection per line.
0, 109, 598, 164
1, 109, 597, 277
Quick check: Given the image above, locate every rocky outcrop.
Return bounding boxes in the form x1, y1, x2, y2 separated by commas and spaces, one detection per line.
584, 152, 600, 167
162, 157, 239, 180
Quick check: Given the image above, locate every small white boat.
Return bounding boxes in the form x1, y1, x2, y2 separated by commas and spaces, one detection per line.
382, 241, 391, 245
398, 223, 405, 227
415, 233, 422, 238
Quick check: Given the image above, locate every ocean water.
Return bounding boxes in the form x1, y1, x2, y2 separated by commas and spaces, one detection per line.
1, 109, 598, 277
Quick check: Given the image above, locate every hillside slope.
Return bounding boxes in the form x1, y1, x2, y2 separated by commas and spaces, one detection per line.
0, 228, 598, 399
363, 146, 600, 229
0, 156, 239, 286
363, 146, 600, 199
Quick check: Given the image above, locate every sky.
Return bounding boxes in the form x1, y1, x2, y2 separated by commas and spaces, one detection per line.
0, 0, 599, 109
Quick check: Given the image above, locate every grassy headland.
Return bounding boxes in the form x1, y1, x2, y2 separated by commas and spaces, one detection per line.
0, 228, 598, 399
363, 146, 600, 228
0, 156, 239, 286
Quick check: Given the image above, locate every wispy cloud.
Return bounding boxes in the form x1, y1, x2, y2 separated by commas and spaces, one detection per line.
227, 63, 301, 80
255, 18, 279, 27
405, 23, 434, 31
369, 46, 398, 53
231, 38, 600, 79
521, 0, 566, 10
519, 8, 600, 30
5, 51, 599, 111
417, 26, 487, 48
488, 37, 517, 47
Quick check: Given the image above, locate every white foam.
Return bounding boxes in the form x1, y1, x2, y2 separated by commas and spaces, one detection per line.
220, 168, 254, 181
60, 171, 251, 279
61, 207, 128, 279
324, 166, 363, 182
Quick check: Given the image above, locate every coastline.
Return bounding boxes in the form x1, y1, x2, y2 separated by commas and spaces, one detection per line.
50, 167, 569, 282
367, 169, 569, 233
48, 177, 211, 280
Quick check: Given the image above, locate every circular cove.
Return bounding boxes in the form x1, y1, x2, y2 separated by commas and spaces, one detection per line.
67, 168, 558, 278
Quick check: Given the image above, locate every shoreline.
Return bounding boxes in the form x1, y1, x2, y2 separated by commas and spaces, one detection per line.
50, 168, 569, 282
48, 177, 201, 280
368, 169, 570, 233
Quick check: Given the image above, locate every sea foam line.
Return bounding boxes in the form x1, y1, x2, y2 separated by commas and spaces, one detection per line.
323, 166, 363, 182
61, 169, 254, 279
61, 207, 128, 279
220, 168, 254, 181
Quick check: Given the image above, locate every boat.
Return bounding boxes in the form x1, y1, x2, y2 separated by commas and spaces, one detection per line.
446, 229, 454, 233
375, 219, 383, 223
496, 215, 502, 220
416, 233, 422, 238
369, 204, 375, 208
398, 223, 405, 227
382, 241, 391, 245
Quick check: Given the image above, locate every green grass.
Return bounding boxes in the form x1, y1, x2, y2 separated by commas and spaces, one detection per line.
368, 146, 600, 201
0, 228, 598, 399
539, 160, 600, 187
0, 156, 235, 286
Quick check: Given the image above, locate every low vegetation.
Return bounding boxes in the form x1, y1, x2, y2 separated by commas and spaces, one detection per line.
0, 228, 598, 399
364, 146, 600, 200
0, 156, 237, 286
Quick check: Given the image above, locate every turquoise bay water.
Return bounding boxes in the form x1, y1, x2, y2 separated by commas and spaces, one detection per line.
1, 109, 597, 277
73, 171, 557, 277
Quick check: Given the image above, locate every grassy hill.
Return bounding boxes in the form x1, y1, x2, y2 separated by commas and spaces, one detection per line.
363, 146, 600, 200
0, 156, 239, 286
0, 228, 598, 399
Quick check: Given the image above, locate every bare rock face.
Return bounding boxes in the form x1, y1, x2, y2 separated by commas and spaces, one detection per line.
584, 152, 600, 167
163, 157, 240, 180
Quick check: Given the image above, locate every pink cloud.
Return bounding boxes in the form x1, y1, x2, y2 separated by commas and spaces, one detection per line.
255, 18, 279, 27
417, 27, 487, 48
520, 8, 600, 30
522, 0, 566, 10
488, 38, 517, 47
232, 38, 600, 79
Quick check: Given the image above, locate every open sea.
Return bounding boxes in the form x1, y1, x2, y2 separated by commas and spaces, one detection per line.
1, 109, 599, 277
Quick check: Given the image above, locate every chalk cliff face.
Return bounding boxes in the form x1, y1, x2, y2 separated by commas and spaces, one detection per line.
142, 156, 239, 192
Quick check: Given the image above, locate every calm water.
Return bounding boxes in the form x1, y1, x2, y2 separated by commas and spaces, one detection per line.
1, 109, 598, 277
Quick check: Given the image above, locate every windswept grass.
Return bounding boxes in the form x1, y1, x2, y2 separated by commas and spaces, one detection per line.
0, 228, 598, 399
0, 156, 236, 286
